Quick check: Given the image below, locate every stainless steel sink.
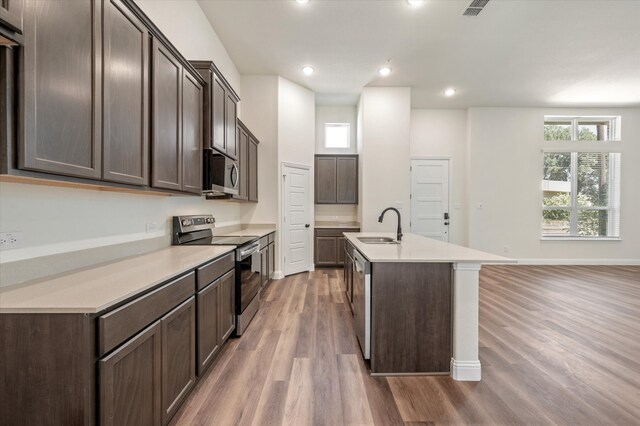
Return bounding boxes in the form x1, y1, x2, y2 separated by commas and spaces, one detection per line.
357, 237, 399, 244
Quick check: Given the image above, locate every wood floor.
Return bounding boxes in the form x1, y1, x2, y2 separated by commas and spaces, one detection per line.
170, 265, 640, 425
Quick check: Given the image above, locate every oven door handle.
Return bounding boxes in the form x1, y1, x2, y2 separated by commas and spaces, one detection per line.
239, 242, 260, 259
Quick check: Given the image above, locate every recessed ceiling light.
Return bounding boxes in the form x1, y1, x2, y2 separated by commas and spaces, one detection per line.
443, 88, 456, 97
302, 66, 314, 75
295, 0, 310, 3
378, 67, 392, 76
406, 0, 424, 6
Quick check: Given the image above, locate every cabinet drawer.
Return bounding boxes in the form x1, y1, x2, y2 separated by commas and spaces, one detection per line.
267, 232, 275, 244
259, 235, 268, 248
196, 252, 234, 291
315, 228, 360, 238
99, 272, 195, 356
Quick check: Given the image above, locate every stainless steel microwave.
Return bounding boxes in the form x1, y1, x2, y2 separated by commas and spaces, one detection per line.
203, 150, 239, 196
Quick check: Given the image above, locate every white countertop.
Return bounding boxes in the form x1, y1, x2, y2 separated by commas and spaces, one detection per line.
344, 232, 515, 264
0, 246, 235, 314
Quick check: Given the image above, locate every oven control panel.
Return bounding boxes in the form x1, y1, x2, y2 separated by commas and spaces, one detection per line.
173, 215, 215, 234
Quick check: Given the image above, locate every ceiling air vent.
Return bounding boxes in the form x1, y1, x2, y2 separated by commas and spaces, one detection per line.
463, 0, 490, 16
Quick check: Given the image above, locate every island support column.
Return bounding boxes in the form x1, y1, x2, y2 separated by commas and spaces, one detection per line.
451, 262, 482, 381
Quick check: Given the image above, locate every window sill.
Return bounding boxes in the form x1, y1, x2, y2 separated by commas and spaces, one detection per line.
540, 237, 621, 242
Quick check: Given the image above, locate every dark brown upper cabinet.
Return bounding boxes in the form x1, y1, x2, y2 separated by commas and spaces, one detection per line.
314, 155, 358, 204
181, 70, 203, 194
10, 0, 204, 195
151, 38, 182, 191
248, 135, 258, 202
19, 0, 102, 179
233, 123, 249, 201
234, 119, 259, 203
190, 61, 239, 160
102, 0, 149, 186
0, 0, 23, 36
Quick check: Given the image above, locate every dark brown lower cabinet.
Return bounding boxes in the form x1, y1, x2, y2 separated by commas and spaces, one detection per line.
196, 267, 235, 375
161, 297, 196, 424
314, 228, 360, 267
100, 320, 162, 426
196, 278, 221, 375
268, 242, 275, 280
219, 269, 236, 342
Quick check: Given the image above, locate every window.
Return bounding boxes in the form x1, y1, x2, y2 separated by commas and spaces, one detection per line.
542, 152, 621, 238
324, 123, 350, 148
544, 116, 621, 141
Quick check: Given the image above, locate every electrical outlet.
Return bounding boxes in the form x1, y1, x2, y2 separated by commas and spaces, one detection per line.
146, 222, 158, 233
503, 245, 509, 253
0, 232, 24, 250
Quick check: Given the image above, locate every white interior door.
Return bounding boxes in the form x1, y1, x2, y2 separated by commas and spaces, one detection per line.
283, 165, 311, 276
410, 159, 450, 242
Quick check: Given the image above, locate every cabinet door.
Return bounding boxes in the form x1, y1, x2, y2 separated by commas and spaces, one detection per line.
211, 76, 225, 153
248, 138, 258, 202
315, 156, 337, 204
151, 38, 182, 190
219, 269, 236, 342
161, 297, 196, 424
337, 237, 346, 266
181, 70, 203, 194
268, 242, 275, 280
102, 0, 148, 185
0, 0, 23, 33
315, 236, 337, 265
233, 125, 248, 200
225, 93, 237, 159
100, 321, 162, 426
336, 156, 358, 204
196, 279, 220, 375
19, 0, 101, 179
260, 247, 268, 287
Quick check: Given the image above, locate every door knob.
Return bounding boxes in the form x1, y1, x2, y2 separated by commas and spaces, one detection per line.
305, 224, 310, 228
444, 222, 449, 226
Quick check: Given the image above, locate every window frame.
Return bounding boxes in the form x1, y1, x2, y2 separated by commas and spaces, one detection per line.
324, 122, 351, 149
544, 116, 621, 142
541, 151, 621, 240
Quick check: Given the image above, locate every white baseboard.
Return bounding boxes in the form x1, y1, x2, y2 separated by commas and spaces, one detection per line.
515, 259, 640, 265
273, 270, 284, 280
451, 358, 481, 381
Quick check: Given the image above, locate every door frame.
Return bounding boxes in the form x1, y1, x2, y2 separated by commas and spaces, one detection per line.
281, 162, 313, 277
410, 156, 452, 241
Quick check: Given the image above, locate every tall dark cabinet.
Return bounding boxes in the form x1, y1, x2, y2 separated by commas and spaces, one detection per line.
5, 0, 205, 195
235, 119, 259, 203
314, 154, 358, 204
190, 61, 239, 160
19, 0, 102, 179
102, 0, 149, 185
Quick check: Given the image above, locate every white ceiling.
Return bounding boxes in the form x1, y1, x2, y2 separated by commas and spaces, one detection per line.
198, 0, 640, 108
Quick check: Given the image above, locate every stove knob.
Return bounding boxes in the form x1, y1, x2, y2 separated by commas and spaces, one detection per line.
182, 219, 190, 226
206, 218, 213, 223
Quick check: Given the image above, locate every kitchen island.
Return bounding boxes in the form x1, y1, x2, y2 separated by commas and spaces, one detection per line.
343, 232, 513, 381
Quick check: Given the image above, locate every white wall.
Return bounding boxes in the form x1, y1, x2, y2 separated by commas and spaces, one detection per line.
135, 0, 241, 98
315, 106, 357, 155
277, 77, 316, 274
467, 107, 640, 262
359, 87, 412, 233
410, 109, 468, 245
238, 76, 279, 226
0, 0, 245, 275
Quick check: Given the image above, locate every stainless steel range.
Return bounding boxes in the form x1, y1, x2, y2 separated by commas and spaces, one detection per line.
172, 215, 262, 335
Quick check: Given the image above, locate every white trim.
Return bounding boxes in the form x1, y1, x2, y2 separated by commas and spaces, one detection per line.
516, 258, 640, 265
410, 155, 453, 160
450, 358, 481, 381
273, 270, 284, 280
540, 237, 621, 241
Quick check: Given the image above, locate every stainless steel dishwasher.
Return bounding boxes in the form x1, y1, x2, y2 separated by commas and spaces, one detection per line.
352, 249, 371, 359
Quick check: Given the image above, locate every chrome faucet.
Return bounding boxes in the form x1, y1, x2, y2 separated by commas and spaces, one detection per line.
378, 207, 403, 241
